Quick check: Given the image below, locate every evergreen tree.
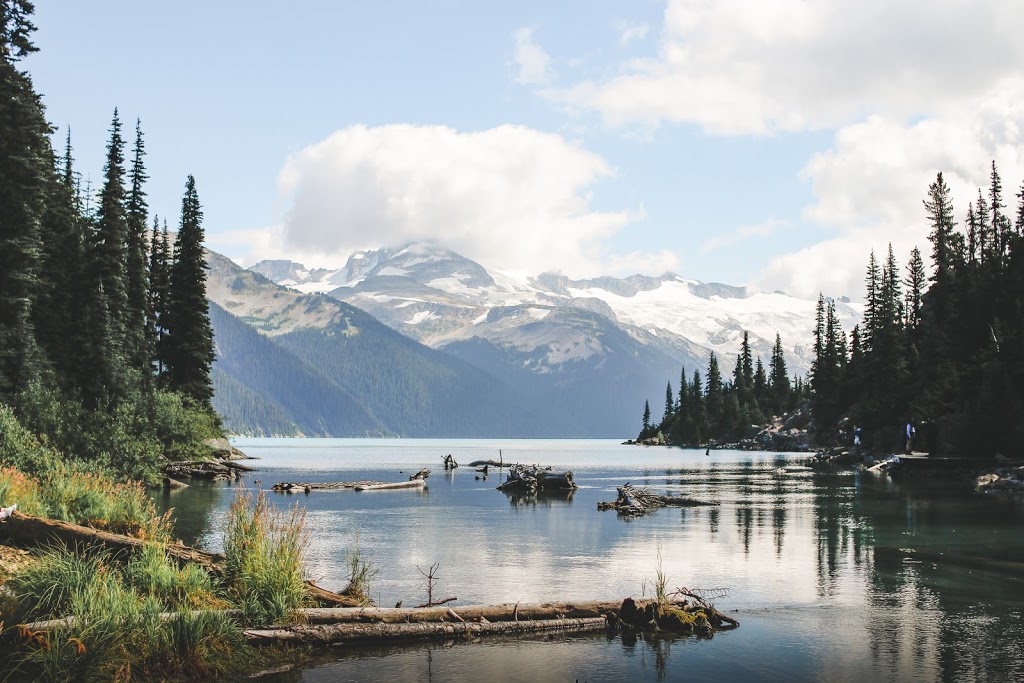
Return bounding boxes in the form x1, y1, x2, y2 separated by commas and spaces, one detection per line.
33, 127, 84, 385
705, 352, 724, 433
976, 190, 992, 267
88, 109, 130, 340
740, 331, 753, 389
124, 119, 150, 377
923, 171, 956, 283
165, 176, 215, 408
904, 247, 925, 332
662, 381, 673, 427
769, 333, 790, 413
753, 356, 768, 404
0, 8, 47, 398
642, 399, 651, 432
863, 252, 881, 349
966, 202, 978, 265
990, 161, 1007, 262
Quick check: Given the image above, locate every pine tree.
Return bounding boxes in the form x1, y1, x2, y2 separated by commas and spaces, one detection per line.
0, 6, 47, 398
769, 333, 789, 413
753, 356, 768, 404
124, 119, 150, 377
904, 247, 926, 332
705, 352, 724, 433
863, 252, 881, 350
32, 127, 85, 386
147, 214, 168, 377
165, 175, 215, 408
89, 109, 130, 339
966, 203, 978, 265
642, 400, 651, 432
923, 172, 956, 283
740, 331, 753, 389
662, 381, 673, 427
976, 190, 992, 267
990, 161, 1006, 263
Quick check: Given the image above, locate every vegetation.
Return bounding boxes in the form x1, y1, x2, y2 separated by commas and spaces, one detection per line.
638, 331, 806, 445
0, 0, 219, 483
807, 166, 1024, 456
0, 484, 329, 681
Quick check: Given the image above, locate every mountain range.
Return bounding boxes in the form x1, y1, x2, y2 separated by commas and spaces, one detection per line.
206, 242, 861, 438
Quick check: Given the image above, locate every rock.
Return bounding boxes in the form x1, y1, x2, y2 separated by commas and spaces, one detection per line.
163, 477, 189, 490
202, 437, 233, 457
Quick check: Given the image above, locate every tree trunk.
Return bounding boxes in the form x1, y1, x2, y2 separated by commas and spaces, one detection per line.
354, 480, 426, 491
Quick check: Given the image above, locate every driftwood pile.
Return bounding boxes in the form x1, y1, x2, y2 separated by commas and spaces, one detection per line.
496, 464, 578, 494
163, 459, 255, 484
598, 483, 719, 516
608, 592, 738, 637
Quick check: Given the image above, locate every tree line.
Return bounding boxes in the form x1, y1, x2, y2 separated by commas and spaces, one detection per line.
0, 1, 217, 480
640, 163, 1024, 458
809, 164, 1024, 456
637, 332, 806, 445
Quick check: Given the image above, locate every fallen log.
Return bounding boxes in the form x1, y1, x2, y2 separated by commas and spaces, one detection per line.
409, 468, 430, 481
354, 480, 426, 492
289, 600, 628, 624
244, 616, 608, 646
467, 460, 505, 467
272, 481, 385, 492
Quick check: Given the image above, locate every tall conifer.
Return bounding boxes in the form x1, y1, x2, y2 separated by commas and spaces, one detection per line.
124, 119, 150, 377
165, 176, 215, 408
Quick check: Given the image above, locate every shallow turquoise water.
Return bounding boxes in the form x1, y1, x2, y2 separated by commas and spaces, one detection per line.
154, 438, 1024, 682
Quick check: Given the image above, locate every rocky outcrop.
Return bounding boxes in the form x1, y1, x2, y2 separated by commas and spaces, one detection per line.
975, 466, 1024, 495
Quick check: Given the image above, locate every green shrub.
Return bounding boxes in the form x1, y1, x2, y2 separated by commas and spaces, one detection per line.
224, 490, 308, 626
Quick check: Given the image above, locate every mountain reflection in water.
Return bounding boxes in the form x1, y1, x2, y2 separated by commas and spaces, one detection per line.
154, 438, 1024, 683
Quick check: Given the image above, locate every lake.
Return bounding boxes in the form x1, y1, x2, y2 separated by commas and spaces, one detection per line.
154, 438, 1024, 682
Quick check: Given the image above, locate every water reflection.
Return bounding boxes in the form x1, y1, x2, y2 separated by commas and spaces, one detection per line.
153, 439, 1024, 682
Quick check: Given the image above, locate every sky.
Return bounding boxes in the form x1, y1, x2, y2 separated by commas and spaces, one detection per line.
24, 0, 1024, 299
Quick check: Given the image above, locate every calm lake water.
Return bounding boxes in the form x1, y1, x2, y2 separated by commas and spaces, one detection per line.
154, 438, 1024, 682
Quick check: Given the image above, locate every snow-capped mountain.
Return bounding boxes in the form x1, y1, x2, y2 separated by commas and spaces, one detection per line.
248, 242, 862, 378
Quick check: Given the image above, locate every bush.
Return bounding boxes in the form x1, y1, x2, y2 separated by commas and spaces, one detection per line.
223, 490, 308, 626
0, 466, 45, 516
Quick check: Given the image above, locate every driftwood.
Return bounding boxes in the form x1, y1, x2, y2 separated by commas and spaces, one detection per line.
467, 460, 505, 468
409, 468, 430, 481
354, 480, 426, 492
598, 483, 718, 516
496, 464, 577, 493
443, 454, 458, 470
244, 616, 608, 646
272, 481, 385, 492
0, 511, 363, 607
291, 600, 626, 624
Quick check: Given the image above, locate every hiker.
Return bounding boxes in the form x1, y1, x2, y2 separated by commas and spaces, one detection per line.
853, 426, 862, 447
905, 420, 915, 454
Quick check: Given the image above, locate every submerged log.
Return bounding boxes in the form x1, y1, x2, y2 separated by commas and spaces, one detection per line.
244, 616, 608, 646
354, 480, 426, 492
467, 460, 505, 468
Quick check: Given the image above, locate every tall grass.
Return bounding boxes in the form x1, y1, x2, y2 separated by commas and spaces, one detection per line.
223, 490, 308, 626
342, 537, 378, 604
3, 545, 251, 682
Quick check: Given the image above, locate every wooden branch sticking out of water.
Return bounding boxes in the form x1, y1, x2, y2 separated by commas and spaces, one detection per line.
597, 483, 719, 516
496, 464, 578, 493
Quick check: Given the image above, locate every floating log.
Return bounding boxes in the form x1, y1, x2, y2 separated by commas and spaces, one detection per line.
467, 460, 505, 468
354, 480, 426, 492
243, 616, 608, 646
598, 483, 718, 515
272, 481, 385, 492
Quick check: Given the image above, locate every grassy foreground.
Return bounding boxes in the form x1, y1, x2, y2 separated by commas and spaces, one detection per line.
0, 407, 354, 681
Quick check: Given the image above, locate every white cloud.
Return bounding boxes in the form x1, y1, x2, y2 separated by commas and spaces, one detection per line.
538, 0, 1024, 298
616, 21, 649, 47
551, 0, 1024, 135
605, 248, 679, 276
512, 27, 552, 86
759, 79, 1024, 299
274, 124, 642, 276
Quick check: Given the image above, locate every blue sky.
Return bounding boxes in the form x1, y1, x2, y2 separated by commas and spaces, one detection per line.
25, 1, 1024, 298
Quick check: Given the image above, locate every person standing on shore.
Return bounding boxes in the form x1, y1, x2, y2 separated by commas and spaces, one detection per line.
905, 420, 915, 454
854, 426, 862, 447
